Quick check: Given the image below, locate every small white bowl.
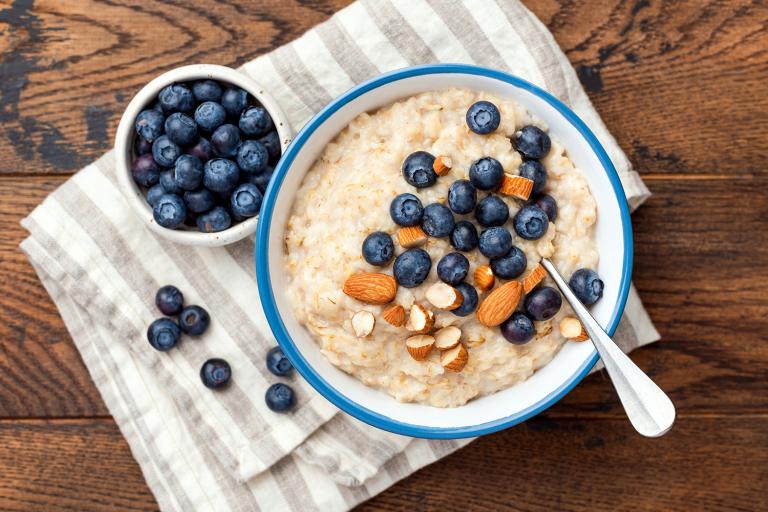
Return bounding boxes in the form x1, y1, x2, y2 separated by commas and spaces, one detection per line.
115, 64, 292, 246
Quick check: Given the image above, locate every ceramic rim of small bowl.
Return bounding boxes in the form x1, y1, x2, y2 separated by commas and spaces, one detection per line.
255, 63, 633, 438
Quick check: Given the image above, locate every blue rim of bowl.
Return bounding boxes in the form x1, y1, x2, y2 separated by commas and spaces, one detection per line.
256, 63, 633, 439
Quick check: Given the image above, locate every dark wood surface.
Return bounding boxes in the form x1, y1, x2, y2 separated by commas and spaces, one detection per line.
0, 0, 766, 510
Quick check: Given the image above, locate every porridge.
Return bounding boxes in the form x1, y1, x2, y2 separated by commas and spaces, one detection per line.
284, 88, 602, 407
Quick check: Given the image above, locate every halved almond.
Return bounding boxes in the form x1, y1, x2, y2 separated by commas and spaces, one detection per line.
474, 265, 495, 292
433, 155, 453, 176
522, 264, 547, 294
405, 335, 435, 361
351, 311, 375, 337
559, 316, 589, 341
499, 174, 534, 200
476, 280, 523, 327
434, 326, 461, 350
440, 344, 468, 372
397, 226, 428, 248
343, 273, 397, 305
406, 304, 435, 334
425, 282, 463, 310
382, 304, 405, 327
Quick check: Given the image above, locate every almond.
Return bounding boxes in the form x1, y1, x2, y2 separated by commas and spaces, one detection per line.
499, 174, 534, 200
397, 226, 428, 248
559, 316, 589, 341
351, 311, 375, 337
405, 335, 435, 361
522, 263, 547, 294
433, 155, 453, 176
476, 280, 523, 327
434, 326, 461, 350
343, 273, 397, 305
473, 265, 495, 292
406, 304, 435, 334
425, 282, 463, 310
382, 304, 405, 327
440, 344, 468, 372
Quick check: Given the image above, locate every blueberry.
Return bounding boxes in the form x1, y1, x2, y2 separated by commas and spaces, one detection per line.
184, 210, 199, 228
475, 195, 509, 227
197, 206, 231, 233
466, 100, 500, 134
200, 358, 231, 390
519, 160, 547, 195
533, 194, 558, 222
147, 318, 181, 351
422, 203, 454, 237
153, 193, 186, 229
173, 154, 203, 191
135, 109, 165, 142
159, 169, 181, 194
437, 252, 469, 285
178, 305, 210, 335
524, 286, 562, 320
211, 124, 241, 158
187, 137, 213, 162
469, 157, 504, 190
203, 158, 240, 193
239, 106, 274, 137
131, 153, 160, 187
478, 227, 513, 259
194, 101, 226, 133
146, 183, 166, 206
452, 282, 478, 317
152, 135, 181, 167
247, 166, 274, 193
192, 79, 223, 103
259, 131, 281, 163
490, 246, 527, 279
183, 188, 215, 213
155, 285, 184, 315
265, 383, 295, 412
236, 140, 269, 174
450, 221, 479, 251
158, 84, 194, 113
230, 182, 263, 219
266, 346, 294, 377
393, 248, 431, 288
500, 312, 535, 344
447, 179, 477, 214
164, 112, 198, 147
402, 151, 437, 188
514, 125, 551, 159
569, 268, 604, 305
362, 231, 394, 266
513, 205, 549, 240
134, 136, 153, 155
221, 87, 249, 118
389, 193, 423, 227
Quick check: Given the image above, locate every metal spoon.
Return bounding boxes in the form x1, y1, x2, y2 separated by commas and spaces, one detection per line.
541, 258, 675, 437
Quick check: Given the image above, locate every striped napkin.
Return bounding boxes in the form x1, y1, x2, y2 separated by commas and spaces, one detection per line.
20, 0, 660, 510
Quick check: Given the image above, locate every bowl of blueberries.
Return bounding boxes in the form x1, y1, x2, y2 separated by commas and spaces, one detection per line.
115, 64, 291, 246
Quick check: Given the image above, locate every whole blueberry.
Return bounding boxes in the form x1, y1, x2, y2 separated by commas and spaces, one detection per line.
266, 346, 294, 377
466, 100, 501, 134
236, 140, 269, 174
173, 154, 203, 190
211, 124, 241, 158
478, 227, 513, 259
259, 131, 281, 163
200, 358, 231, 390
197, 206, 231, 233
422, 203, 454, 237
159, 169, 181, 194
475, 195, 509, 227
469, 157, 504, 190
152, 135, 181, 167
393, 248, 431, 288
155, 285, 184, 315
230, 182, 263, 219
247, 166, 274, 193
447, 179, 477, 214
239, 106, 274, 137
134, 136, 153, 155
221, 87, 249, 118
513, 205, 549, 240
135, 109, 165, 142
514, 125, 551, 159
450, 221, 479, 252
183, 188, 215, 213
452, 282, 479, 317
533, 194, 558, 222
187, 137, 214, 162
194, 101, 226, 133
146, 183, 166, 206
203, 158, 240, 193
500, 312, 535, 344
389, 193, 423, 227
491, 246, 527, 279
362, 231, 395, 266
131, 153, 160, 187
437, 252, 469, 286
147, 318, 181, 351
519, 160, 547, 195
402, 151, 437, 189
153, 194, 186, 229
158, 84, 194, 113
164, 112, 198, 147
265, 383, 295, 412
192, 79, 223, 103
569, 268, 604, 305
524, 286, 562, 320
179, 305, 210, 335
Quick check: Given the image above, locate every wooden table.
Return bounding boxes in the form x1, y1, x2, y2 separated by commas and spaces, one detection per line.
1, 1, 766, 510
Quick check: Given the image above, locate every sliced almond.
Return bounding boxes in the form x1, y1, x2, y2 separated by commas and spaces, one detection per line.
499, 174, 534, 200
425, 282, 463, 310
397, 226, 428, 248
559, 316, 589, 341
351, 311, 375, 337
434, 326, 461, 350
440, 344, 468, 372
406, 304, 435, 334
405, 335, 435, 361
343, 273, 397, 305
474, 265, 495, 292
476, 280, 523, 327
433, 155, 453, 176
382, 304, 405, 327
522, 264, 547, 294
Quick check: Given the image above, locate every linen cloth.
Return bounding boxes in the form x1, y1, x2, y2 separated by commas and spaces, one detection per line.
20, 0, 660, 510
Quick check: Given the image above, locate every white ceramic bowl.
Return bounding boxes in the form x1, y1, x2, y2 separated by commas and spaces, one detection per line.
115, 64, 292, 246
256, 64, 633, 438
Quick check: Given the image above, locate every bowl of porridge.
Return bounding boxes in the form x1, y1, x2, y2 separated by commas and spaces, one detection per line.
256, 64, 632, 438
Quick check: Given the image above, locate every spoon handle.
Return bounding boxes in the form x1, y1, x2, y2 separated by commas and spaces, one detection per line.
541, 259, 675, 437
